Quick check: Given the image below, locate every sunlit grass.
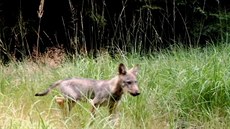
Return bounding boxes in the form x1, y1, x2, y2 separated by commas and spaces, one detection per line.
1, 44, 230, 128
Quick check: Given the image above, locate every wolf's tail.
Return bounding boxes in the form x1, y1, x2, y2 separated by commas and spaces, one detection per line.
35, 80, 62, 96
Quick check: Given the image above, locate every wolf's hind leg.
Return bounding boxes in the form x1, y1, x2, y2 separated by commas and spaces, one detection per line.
67, 99, 76, 112
56, 97, 65, 109
55, 97, 69, 117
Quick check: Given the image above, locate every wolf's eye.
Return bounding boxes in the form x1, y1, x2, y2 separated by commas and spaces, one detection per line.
125, 81, 132, 85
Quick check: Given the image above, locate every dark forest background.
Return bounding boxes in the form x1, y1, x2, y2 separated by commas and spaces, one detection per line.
0, 0, 229, 62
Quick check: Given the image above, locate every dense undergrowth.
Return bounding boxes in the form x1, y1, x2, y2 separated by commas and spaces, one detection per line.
1, 43, 230, 128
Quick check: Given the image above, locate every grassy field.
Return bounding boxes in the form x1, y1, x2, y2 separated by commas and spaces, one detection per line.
1, 44, 230, 129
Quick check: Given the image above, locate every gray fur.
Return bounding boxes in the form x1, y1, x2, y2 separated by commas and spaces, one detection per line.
35, 63, 140, 117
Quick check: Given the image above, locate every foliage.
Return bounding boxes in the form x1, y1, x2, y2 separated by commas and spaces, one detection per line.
1, 44, 230, 128
0, 0, 229, 61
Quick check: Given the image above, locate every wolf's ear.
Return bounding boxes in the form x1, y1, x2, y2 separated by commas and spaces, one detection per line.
118, 63, 127, 75
129, 64, 140, 76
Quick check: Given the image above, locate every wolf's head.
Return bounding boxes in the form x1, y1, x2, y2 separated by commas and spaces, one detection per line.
118, 63, 140, 96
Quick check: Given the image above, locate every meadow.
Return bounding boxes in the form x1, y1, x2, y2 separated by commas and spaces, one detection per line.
1, 44, 230, 129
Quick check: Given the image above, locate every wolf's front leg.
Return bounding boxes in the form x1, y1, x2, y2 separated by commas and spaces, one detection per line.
109, 102, 118, 115
108, 102, 119, 126
90, 98, 100, 118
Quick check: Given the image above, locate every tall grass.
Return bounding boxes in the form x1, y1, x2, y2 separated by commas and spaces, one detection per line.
1, 44, 230, 128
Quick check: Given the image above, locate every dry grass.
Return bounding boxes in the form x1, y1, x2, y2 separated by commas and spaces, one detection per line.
31, 46, 66, 67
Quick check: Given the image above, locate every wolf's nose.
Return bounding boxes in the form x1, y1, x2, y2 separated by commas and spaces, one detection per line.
135, 92, 140, 96
131, 92, 140, 96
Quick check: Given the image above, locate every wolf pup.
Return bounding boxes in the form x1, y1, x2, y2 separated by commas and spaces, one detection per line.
35, 63, 140, 117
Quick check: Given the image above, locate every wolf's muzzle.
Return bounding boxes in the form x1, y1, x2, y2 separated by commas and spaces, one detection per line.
130, 92, 140, 96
